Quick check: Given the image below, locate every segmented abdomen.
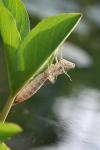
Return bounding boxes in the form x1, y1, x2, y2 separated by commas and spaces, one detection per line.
14, 72, 48, 105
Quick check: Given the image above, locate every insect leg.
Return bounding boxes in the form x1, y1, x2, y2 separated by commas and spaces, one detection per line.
55, 55, 59, 63
62, 67, 72, 81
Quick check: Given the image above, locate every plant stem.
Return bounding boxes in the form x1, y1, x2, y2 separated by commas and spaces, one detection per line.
0, 97, 15, 123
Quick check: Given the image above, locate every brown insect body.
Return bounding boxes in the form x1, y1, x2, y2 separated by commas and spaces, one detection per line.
14, 59, 75, 105
14, 72, 48, 105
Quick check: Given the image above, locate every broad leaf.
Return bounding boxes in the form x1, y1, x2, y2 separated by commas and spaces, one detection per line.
0, 1, 21, 91
2, 0, 30, 39
0, 122, 22, 141
0, 143, 10, 150
12, 13, 82, 94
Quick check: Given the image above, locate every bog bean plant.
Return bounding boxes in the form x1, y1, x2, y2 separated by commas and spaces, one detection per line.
0, 0, 82, 149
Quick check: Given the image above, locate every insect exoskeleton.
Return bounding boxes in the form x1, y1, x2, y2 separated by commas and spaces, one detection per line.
59, 58, 75, 70
13, 58, 75, 105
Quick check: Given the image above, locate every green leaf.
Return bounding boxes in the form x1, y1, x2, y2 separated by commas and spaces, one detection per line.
0, 143, 10, 150
0, 122, 22, 141
13, 13, 82, 94
0, 1, 21, 91
2, 0, 30, 39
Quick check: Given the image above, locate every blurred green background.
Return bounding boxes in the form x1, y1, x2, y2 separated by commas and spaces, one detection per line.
0, 0, 100, 150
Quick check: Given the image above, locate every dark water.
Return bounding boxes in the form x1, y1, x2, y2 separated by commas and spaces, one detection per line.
0, 0, 100, 150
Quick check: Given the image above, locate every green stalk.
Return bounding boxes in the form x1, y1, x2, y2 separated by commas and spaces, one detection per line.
0, 97, 15, 123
